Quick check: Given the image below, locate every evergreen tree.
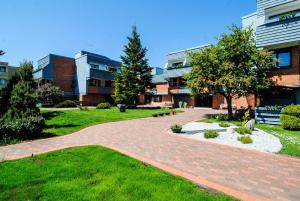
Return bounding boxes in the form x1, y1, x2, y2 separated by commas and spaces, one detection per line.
0, 50, 5, 56
114, 26, 152, 104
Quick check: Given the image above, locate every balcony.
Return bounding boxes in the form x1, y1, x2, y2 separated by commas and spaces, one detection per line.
169, 86, 191, 94
88, 86, 113, 94
256, 17, 300, 48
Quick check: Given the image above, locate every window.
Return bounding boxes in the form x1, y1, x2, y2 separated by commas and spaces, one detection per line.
169, 78, 177, 87
109, 67, 117, 72
105, 80, 112, 87
0, 79, 6, 86
171, 62, 183, 68
153, 95, 162, 102
0, 66, 6, 72
88, 79, 97, 86
273, 50, 291, 68
179, 78, 186, 87
90, 64, 99, 70
268, 9, 300, 23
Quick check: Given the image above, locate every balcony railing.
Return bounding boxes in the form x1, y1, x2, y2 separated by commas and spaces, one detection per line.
88, 86, 113, 94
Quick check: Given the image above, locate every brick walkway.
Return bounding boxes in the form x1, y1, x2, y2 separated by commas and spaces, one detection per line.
1, 109, 300, 201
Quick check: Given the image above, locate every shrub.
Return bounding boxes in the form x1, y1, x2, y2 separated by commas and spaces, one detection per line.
219, 122, 230, 128
56, 100, 77, 108
280, 105, 300, 130
35, 83, 63, 106
280, 114, 300, 130
211, 114, 228, 121
158, 112, 165, 116
152, 113, 158, 117
234, 127, 252, 135
0, 115, 45, 141
96, 102, 111, 109
237, 135, 253, 144
204, 131, 219, 139
171, 124, 182, 133
165, 112, 170, 115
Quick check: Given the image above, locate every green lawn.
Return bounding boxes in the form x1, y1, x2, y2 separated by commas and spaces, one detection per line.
199, 118, 300, 157
0, 146, 237, 201
42, 107, 172, 136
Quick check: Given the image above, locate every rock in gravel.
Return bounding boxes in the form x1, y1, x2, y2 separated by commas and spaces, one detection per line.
245, 119, 255, 130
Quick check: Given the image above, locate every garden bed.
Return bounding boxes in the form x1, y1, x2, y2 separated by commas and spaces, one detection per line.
170, 122, 282, 153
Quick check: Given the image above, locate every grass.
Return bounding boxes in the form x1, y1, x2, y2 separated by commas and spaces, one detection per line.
42, 107, 173, 136
199, 118, 300, 157
0, 146, 237, 201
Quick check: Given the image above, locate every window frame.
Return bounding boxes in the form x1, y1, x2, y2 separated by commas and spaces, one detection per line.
153, 95, 162, 102
88, 79, 97, 86
273, 48, 292, 68
0, 78, 7, 86
0, 66, 7, 73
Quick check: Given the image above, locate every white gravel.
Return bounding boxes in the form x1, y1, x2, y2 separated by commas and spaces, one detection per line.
173, 122, 282, 153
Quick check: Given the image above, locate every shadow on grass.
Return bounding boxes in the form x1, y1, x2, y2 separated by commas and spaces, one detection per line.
42, 111, 64, 120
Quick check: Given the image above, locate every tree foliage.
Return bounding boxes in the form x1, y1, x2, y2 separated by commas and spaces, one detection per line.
36, 83, 63, 106
113, 26, 152, 104
0, 50, 5, 56
185, 25, 275, 119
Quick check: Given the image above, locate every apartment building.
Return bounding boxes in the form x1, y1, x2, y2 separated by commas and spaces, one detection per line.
243, 0, 300, 105
34, 51, 121, 105
142, 45, 254, 109
0, 62, 18, 89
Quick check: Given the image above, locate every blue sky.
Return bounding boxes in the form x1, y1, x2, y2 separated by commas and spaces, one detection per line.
1, 0, 256, 68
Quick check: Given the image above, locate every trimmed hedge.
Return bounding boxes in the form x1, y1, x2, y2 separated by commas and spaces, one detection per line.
281, 105, 300, 130
171, 124, 182, 133
56, 100, 77, 108
204, 131, 219, 139
96, 102, 111, 109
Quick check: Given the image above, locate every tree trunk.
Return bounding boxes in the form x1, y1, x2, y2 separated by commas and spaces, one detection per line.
225, 96, 233, 120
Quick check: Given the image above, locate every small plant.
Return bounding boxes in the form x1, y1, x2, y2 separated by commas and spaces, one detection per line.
171, 124, 182, 133
237, 135, 253, 144
234, 127, 252, 135
152, 113, 158, 117
204, 131, 219, 139
158, 113, 165, 116
211, 114, 228, 121
171, 110, 176, 115
219, 122, 230, 128
96, 102, 111, 109
55, 100, 77, 108
165, 112, 170, 115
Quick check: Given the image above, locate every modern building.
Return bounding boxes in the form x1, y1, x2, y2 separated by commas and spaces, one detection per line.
243, 0, 300, 105
0, 62, 18, 89
34, 51, 121, 105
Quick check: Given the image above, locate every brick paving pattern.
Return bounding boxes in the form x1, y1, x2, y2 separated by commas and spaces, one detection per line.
1, 109, 300, 201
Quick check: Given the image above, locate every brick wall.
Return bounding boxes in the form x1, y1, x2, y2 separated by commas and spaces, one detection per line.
53, 57, 75, 93
212, 93, 225, 109
79, 94, 106, 106
156, 83, 169, 93
270, 46, 300, 87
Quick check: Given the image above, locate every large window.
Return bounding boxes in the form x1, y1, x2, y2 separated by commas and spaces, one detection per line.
105, 80, 112, 87
268, 9, 300, 23
273, 50, 291, 68
90, 64, 99, 70
0, 79, 7, 86
0, 66, 6, 72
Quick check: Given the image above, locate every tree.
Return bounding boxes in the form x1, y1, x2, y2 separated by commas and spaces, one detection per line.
0, 50, 5, 56
36, 83, 63, 106
185, 25, 274, 119
113, 26, 152, 104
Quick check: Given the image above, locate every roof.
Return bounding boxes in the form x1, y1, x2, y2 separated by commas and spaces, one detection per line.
166, 44, 211, 56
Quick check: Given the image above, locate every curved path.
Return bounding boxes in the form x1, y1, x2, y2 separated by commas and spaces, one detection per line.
1, 109, 300, 201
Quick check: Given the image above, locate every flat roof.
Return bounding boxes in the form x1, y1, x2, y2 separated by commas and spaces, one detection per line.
167, 44, 211, 56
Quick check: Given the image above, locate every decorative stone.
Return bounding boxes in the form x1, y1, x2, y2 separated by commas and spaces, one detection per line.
245, 119, 255, 130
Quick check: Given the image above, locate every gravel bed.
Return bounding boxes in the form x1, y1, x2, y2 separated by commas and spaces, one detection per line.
172, 122, 282, 153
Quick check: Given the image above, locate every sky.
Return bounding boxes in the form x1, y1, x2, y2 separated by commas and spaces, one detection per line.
1, 0, 256, 68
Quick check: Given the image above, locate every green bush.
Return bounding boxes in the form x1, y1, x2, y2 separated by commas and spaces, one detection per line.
234, 127, 252, 135
56, 100, 77, 108
171, 124, 182, 133
165, 112, 170, 115
280, 105, 300, 130
280, 114, 300, 131
219, 122, 230, 128
0, 115, 45, 141
237, 135, 253, 144
281, 105, 300, 117
96, 102, 111, 109
158, 112, 165, 116
211, 114, 228, 121
204, 131, 219, 139
152, 113, 158, 117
